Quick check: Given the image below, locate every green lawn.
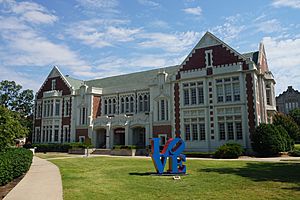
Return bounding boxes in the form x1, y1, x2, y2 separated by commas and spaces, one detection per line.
35, 152, 72, 159
51, 157, 300, 200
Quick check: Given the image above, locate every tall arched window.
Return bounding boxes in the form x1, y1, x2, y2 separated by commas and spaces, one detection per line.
108, 99, 112, 114
139, 95, 143, 112
113, 99, 116, 114
125, 97, 129, 113
121, 98, 125, 113
104, 100, 108, 115
130, 97, 134, 112
144, 95, 149, 111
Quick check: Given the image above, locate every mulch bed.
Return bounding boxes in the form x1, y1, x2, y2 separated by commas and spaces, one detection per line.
0, 175, 25, 200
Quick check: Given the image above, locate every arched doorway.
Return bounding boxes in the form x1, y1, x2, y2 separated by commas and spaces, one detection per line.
96, 129, 106, 148
132, 127, 145, 147
114, 128, 125, 145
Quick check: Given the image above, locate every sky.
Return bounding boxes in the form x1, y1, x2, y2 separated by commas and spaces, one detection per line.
0, 0, 300, 95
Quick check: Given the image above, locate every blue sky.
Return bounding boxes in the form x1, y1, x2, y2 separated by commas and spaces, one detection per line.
0, 0, 300, 95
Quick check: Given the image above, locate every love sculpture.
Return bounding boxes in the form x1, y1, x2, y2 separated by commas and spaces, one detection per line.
150, 137, 186, 174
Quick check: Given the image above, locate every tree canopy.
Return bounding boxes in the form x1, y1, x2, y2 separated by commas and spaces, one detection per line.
273, 112, 300, 141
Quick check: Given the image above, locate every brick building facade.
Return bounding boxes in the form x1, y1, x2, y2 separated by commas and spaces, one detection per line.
32, 32, 276, 152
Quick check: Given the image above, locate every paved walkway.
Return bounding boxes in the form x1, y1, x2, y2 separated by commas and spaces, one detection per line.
4, 156, 63, 200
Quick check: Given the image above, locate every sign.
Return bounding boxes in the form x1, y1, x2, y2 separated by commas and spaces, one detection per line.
150, 137, 186, 174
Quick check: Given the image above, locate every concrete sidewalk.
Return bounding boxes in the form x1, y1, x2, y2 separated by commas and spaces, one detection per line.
4, 156, 63, 200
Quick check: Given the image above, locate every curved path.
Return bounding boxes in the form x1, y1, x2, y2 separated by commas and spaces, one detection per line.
4, 156, 63, 200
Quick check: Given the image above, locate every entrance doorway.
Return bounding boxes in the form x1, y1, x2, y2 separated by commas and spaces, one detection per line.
96, 129, 106, 148
114, 128, 125, 145
132, 127, 145, 147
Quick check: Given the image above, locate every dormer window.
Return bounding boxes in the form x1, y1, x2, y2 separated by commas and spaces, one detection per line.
205, 50, 213, 67
51, 79, 56, 90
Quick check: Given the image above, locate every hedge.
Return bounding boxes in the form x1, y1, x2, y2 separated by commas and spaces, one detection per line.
214, 143, 244, 159
0, 148, 33, 186
23, 143, 91, 152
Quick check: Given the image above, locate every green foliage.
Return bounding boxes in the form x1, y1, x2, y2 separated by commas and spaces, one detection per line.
289, 150, 300, 157
251, 123, 293, 156
24, 143, 93, 152
0, 80, 34, 116
0, 106, 29, 149
214, 143, 244, 159
113, 145, 143, 150
184, 152, 214, 158
0, 148, 33, 186
289, 108, 300, 128
273, 112, 300, 141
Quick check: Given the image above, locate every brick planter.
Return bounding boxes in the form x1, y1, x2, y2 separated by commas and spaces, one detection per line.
111, 149, 136, 156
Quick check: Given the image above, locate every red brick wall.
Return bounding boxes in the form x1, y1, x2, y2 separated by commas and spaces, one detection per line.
76, 129, 89, 141
37, 76, 71, 99
246, 73, 255, 135
180, 45, 244, 72
93, 96, 101, 119
153, 125, 172, 138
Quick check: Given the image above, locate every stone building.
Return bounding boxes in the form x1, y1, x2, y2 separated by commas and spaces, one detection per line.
276, 86, 300, 114
32, 32, 276, 152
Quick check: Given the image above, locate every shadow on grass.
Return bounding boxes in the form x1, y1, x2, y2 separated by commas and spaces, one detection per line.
201, 162, 300, 191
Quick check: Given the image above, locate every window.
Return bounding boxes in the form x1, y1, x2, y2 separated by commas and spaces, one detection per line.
125, 97, 129, 113
233, 83, 240, 101
219, 123, 225, 140
104, 100, 108, 114
205, 50, 213, 67
217, 85, 224, 103
199, 123, 205, 140
64, 99, 71, 116
130, 97, 134, 112
144, 95, 149, 111
191, 88, 197, 105
121, 98, 125, 113
236, 122, 243, 140
184, 89, 189, 105
51, 79, 56, 90
198, 87, 204, 104
183, 82, 205, 106
139, 96, 143, 112
54, 125, 59, 142
113, 99, 116, 114
227, 122, 234, 140
216, 77, 240, 103
79, 136, 85, 143
225, 84, 232, 102
80, 107, 87, 125
55, 100, 60, 116
160, 100, 165, 120
192, 124, 198, 140
158, 134, 167, 146
266, 85, 272, 105
108, 99, 112, 114
185, 124, 191, 141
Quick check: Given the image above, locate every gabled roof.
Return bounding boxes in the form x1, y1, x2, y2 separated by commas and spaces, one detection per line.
85, 65, 179, 91
181, 31, 248, 66
65, 76, 84, 90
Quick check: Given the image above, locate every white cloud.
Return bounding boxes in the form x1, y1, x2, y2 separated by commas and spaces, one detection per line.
76, 0, 118, 9
211, 14, 246, 42
263, 36, 300, 94
66, 19, 141, 48
138, 31, 201, 53
137, 0, 160, 7
256, 19, 283, 33
182, 6, 202, 16
149, 20, 170, 29
2, 0, 58, 24
272, 0, 300, 9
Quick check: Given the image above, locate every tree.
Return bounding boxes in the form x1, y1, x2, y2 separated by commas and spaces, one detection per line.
0, 106, 29, 150
251, 123, 293, 156
273, 113, 300, 141
0, 80, 34, 117
289, 108, 300, 128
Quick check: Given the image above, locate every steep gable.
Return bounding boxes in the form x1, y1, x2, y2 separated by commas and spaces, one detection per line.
36, 66, 72, 99
257, 43, 269, 73
179, 32, 248, 73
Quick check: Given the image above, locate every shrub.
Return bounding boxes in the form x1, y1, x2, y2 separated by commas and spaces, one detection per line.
0, 148, 33, 186
289, 150, 300, 157
214, 143, 244, 159
251, 123, 293, 156
273, 113, 300, 141
113, 145, 143, 150
184, 152, 214, 158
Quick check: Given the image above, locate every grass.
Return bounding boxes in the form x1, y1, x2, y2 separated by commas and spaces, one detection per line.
50, 156, 300, 200
35, 152, 72, 159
